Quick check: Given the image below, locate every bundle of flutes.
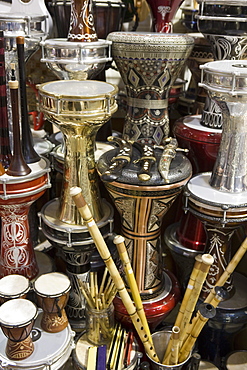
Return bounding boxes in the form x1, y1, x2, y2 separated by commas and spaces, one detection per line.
79, 269, 117, 345
70, 186, 159, 363
162, 234, 247, 366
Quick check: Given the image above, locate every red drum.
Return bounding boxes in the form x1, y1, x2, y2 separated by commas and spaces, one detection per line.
0, 158, 51, 280
33, 272, 71, 333
0, 299, 38, 360
173, 115, 221, 174
46, 0, 125, 39
0, 275, 30, 304
0, 308, 75, 369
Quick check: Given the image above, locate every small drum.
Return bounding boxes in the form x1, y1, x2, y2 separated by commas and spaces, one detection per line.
46, 0, 125, 39
225, 351, 247, 370
72, 331, 141, 370
33, 137, 55, 159
0, 299, 38, 360
33, 272, 71, 333
0, 308, 75, 369
0, 275, 30, 304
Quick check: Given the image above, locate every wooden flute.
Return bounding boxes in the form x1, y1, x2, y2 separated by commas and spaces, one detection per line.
70, 186, 160, 363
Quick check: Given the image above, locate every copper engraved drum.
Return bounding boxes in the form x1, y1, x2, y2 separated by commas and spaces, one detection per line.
0, 299, 38, 361
33, 272, 71, 333
0, 158, 51, 280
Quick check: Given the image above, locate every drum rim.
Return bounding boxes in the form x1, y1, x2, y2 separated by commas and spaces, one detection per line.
107, 31, 195, 44
38, 80, 118, 100
33, 272, 71, 298
0, 299, 38, 327
0, 13, 47, 21
41, 38, 111, 48
0, 275, 30, 298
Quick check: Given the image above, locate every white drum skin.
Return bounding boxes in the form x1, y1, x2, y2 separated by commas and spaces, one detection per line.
0, 275, 30, 303
33, 272, 71, 298
226, 351, 247, 370
0, 299, 37, 327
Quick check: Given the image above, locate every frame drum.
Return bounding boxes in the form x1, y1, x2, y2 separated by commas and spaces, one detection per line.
0, 275, 30, 304
0, 309, 74, 369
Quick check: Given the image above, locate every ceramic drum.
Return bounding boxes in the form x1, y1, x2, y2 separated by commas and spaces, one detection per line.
0, 274, 30, 304
0, 157, 51, 280
0, 299, 38, 361
106, 32, 194, 145
33, 272, 71, 333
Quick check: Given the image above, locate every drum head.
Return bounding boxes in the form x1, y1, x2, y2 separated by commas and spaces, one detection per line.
0, 299, 37, 327
226, 351, 247, 369
34, 272, 71, 297
0, 275, 29, 298
39, 80, 117, 98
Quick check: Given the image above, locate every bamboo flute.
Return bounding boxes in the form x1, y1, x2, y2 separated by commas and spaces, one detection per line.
178, 303, 216, 363
204, 236, 247, 305
178, 254, 214, 344
113, 234, 153, 347
162, 254, 202, 364
169, 326, 180, 365
70, 186, 160, 363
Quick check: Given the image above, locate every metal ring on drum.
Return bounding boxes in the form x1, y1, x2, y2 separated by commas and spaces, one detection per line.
0, 308, 75, 368
40, 38, 112, 80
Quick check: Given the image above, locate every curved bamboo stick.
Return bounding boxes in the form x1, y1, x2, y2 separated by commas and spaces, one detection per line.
113, 235, 153, 347
70, 186, 159, 363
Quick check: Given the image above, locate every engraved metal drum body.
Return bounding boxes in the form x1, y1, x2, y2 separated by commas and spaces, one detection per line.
38, 80, 118, 328
0, 158, 51, 280
0, 299, 38, 361
0, 308, 75, 369
107, 32, 194, 145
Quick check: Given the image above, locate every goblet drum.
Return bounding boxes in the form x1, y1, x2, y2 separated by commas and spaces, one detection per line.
38, 79, 118, 328
0, 274, 30, 304
0, 157, 51, 280
98, 141, 192, 329
145, 0, 184, 33
0, 299, 38, 361
0, 308, 75, 369
33, 272, 71, 333
106, 32, 194, 145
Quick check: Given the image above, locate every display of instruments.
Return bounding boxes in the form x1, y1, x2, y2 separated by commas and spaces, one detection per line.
38, 79, 118, 328
107, 32, 194, 145
182, 60, 247, 366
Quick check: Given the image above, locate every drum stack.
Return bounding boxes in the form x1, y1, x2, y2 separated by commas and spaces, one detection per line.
183, 60, 247, 367
96, 31, 194, 330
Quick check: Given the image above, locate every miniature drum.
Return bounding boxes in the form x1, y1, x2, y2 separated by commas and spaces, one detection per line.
33, 272, 71, 333
72, 331, 141, 370
185, 173, 247, 225
225, 351, 247, 370
0, 308, 74, 369
0, 299, 38, 360
0, 13, 48, 39
40, 38, 112, 80
0, 275, 30, 304
46, 0, 125, 39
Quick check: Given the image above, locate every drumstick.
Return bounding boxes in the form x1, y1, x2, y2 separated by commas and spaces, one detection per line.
162, 254, 202, 364
113, 235, 153, 347
204, 236, 247, 305
70, 186, 160, 363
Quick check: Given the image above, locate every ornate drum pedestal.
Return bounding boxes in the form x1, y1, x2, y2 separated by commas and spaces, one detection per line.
38, 80, 118, 330
0, 158, 51, 280
97, 143, 192, 330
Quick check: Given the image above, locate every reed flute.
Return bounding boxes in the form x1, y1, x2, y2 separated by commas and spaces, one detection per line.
70, 186, 160, 363
113, 235, 153, 347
